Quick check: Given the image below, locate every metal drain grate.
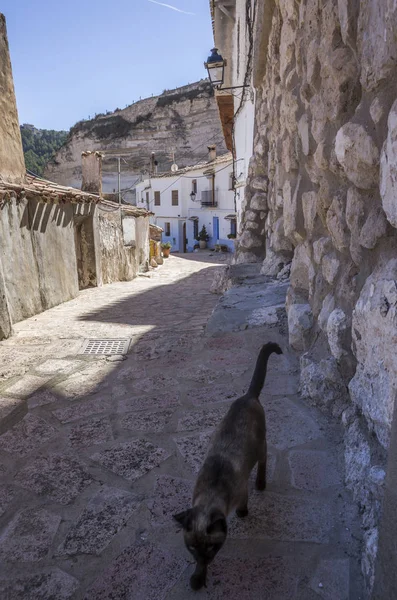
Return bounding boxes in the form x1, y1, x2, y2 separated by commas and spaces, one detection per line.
79, 338, 131, 356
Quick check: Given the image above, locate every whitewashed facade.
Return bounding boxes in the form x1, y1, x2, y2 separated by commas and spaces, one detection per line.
135, 153, 236, 253
210, 0, 256, 231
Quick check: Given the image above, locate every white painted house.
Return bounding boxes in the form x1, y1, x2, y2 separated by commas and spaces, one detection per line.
209, 0, 256, 231
134, 148, 237, 253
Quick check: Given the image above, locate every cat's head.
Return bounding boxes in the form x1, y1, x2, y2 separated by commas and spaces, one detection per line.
173, 506, 227, 564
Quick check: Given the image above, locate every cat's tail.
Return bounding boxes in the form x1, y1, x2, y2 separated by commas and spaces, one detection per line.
248, 342, 283, 398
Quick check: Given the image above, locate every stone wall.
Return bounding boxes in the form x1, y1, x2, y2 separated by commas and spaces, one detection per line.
240, 0, 397, 592
0, 14, 25, 184
98, 211, 149, 284
0, 198, 79, 324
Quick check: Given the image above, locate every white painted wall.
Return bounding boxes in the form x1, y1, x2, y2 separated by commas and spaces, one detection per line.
135, 157, 236, 252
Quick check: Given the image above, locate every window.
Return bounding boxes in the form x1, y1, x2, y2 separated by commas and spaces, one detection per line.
164, 222, 171, 236
230, 218, 237, 236
145, 191, 149, 206
172, 190, 179, 206
154, 191, 160, 206
192, 179, 197, 194
229, 172, 234, 190
193, 220, 199, 239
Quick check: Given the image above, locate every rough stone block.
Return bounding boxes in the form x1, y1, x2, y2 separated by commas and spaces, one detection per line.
288, 304, 313, 352
289, 450, 342, 490
83, 543, 187, 600
57, 486, 139, 556
0, 508, 61, 562
0, 414, 57, 456
15, 455, 93, 504
0, 568, 79, 600
335, 123, 379, 189
91, 439, 171, 482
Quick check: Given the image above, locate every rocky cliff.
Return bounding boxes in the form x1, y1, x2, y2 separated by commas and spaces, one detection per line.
44, 80, 227, 198
237, 0, 397, 593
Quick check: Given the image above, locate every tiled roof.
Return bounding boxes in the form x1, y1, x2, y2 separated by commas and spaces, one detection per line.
0, 173, 102, 205
0, 173, 152, 216
153, 152, 233, 179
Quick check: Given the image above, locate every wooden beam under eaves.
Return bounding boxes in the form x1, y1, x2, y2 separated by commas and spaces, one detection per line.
214, 1, 235, 21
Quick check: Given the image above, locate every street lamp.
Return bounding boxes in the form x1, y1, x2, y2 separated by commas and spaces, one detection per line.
204, 48, 226, 89
190, 191, 197, 202
204, 48, 250, 91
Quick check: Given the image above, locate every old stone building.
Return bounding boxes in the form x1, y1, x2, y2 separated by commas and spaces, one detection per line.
0, 14, 151, 341
211, 0, 397, 595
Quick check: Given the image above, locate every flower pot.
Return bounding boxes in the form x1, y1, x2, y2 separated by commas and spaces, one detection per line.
199, 240, 207, 249
162, 248, 171, 258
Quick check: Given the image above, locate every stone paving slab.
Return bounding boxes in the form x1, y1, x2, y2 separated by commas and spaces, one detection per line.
0, 485, 16, 517
84, 542, 188, 600
0, 414, 57, 456
14, 455, 93, 505
68, 416, 113, 448
289, 450, 342, 490
91, 439, 171, 482
228, 491, 332, 543
168, 555, 299, 600
0, 568, 79, 600
120, 408, 175, 432
57, 486, 139, 556
310, 558, 350, 600
2, 374, 51, 398
0, 508, 60, 562
177, 406, 229, 432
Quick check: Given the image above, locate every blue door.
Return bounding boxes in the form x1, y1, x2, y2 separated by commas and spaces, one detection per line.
213, 217, 220, 244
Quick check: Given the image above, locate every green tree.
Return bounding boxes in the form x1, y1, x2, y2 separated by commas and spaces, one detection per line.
20, 124, 67, 176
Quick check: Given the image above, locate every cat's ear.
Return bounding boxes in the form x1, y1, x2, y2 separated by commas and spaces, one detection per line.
173, 509, 193, 530
207, 509, 227, 534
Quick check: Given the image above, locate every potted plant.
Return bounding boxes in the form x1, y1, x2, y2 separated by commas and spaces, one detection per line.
161, 241, 172, 258
227, 233, 236, 239
196, 225, 210, 249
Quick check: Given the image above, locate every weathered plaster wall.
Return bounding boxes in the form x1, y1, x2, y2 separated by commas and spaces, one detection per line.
0, 14, 25, 183
98, 212, 149, 284
240, 0, 397, 592
0, 198, 79, 324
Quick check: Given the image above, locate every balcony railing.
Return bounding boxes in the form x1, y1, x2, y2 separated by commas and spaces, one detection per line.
201, 190, 218, 207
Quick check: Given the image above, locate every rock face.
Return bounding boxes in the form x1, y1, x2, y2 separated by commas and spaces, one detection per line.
44, 81, 227, 199
240, 0, 397, 592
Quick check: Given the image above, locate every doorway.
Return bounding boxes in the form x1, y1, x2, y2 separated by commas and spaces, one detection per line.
213, 216, 220, 244
182, 222, 187, 253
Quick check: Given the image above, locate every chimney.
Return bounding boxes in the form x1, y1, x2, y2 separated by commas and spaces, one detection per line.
81, 151, 103, 195
208, 144, 217, 162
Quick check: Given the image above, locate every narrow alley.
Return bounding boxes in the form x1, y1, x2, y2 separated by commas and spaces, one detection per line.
0, 254, 363, 599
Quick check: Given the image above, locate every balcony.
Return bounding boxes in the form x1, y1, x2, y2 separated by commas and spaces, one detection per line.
201, 190, 218, 208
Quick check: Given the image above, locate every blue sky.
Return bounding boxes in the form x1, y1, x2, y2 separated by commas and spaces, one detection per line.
2, 0, 214, 130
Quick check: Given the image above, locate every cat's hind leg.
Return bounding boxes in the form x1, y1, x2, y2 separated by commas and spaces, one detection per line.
256, 439, 267, 491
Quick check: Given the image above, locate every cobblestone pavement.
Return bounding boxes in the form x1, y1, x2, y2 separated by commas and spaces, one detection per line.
0, 253, 363, 599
